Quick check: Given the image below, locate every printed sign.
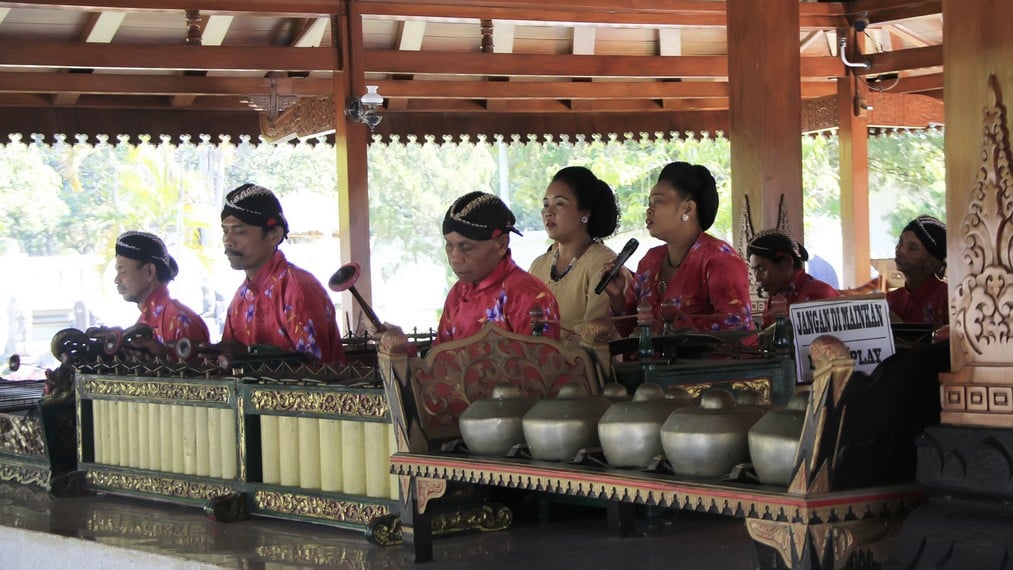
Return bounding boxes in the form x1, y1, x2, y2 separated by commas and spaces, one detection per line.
788, 297, 895, 384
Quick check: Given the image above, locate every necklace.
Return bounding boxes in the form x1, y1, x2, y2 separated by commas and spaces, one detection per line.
666, 252, 681, 270
550, 240, 591, 281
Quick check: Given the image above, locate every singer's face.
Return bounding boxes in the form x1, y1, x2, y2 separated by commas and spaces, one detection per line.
542, 181, 588, 242
645, 183, 687, 239
444, 232, 508, 284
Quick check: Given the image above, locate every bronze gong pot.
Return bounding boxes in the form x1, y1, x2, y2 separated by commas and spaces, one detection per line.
598, 383, 689, 468
660, 388, 763, 478
522, 383, 611, 461
459, 384, 538, 456
747, 391, 810, 485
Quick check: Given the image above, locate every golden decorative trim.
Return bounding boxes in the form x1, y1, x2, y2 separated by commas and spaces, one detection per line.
260, 96, 336, 143
415, 477, 447, 515
954, 75, 1013, 367
392, 457, 921, 523
378, 326, 411, 355
432, 503, 511, 535
254, 490, 392, 525
80, 377, 231, 404
0, 413, 46, 457
368, 514, 403, 546
85, 470, 237, 500
249, 389, 388, 418
0, 463, 50, 487
679, 378, 772, 404
237, 389, 247, 482
746, 518, 891, 569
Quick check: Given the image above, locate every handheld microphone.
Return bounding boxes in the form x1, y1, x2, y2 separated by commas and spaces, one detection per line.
594, 238, 639, 295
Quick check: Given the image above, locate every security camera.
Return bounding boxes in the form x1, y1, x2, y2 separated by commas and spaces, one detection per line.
853, 15, 870, 32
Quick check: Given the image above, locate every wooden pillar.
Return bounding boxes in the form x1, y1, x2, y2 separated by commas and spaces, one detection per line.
727, 0, 803, 252
940, 0, 1013, 416
837, 67, 871, 288
887, 7, 1013, 567
334, 6, 374, 334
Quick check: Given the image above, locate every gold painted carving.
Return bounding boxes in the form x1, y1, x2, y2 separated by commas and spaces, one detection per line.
0, 413, 46, 456
679, 378, 772, 404
746, 518, 891, 570
415, 477, 447, 515
953, 75, 1013, 367
432, 504, 512, 535
394, 457, 921, 524
254, 490, 392, 524
260, 96, 336, 143
85, 470, 236, 500
369, 514, 403, 546
81, 377, 231, 404
249, 389, 388, 418
0, 463, 50, 487
379, 326, 411, 355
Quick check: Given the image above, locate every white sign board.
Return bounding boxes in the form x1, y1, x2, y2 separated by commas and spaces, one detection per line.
788, 297, 895, 384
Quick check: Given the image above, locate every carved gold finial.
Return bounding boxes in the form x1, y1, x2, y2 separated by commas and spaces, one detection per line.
576, 318, 616, 344
378, 325, 410, 355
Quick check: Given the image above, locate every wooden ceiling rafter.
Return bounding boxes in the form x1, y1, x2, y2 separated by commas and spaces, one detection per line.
0, 39, 338, 71
51, 9, 126, 106
0, 0, 945, 134
171, 13, 236, 108
0, 72, 330, 96
0, 1, 336, 17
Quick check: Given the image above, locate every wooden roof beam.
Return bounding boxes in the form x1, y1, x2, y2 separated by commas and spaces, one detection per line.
892, 72, 943, 94
363, 49, 845, 79
172, 14, 235, 108
0, 1, 336, 17
0, 92, 254, 110
53, 10, 127, 106
357, 1, 847, 28
0, 72, 331, 96
397, 20, 426, 51
847, 0, 941, 24
0, 40, 337, 71
862, 45, 942, 75
886, 22, 933, 48
291, 17, 327, 47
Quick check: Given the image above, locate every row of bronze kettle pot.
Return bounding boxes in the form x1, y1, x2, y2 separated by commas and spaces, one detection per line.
458, 382, 809, 485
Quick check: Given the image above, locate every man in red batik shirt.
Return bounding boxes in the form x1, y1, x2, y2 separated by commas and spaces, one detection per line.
114, 231, 210, 346
437, 191, 561, 344
219, 184, 345, 364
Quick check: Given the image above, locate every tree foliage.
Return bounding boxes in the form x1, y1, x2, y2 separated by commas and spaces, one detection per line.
868, 128, 946, 235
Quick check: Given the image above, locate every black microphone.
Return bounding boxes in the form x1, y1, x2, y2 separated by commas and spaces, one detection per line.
594, 238, 639, 295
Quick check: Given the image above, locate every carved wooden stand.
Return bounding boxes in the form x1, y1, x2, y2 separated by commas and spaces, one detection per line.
391, 453, 921, 569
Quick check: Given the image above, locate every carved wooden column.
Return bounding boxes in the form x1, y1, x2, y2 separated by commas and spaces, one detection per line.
890, 2, 1013, 567
727, 0, 803, 253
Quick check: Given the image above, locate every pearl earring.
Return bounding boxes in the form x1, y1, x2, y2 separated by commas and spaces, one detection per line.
680, 213, 689, 222
581, 216, 589, 223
